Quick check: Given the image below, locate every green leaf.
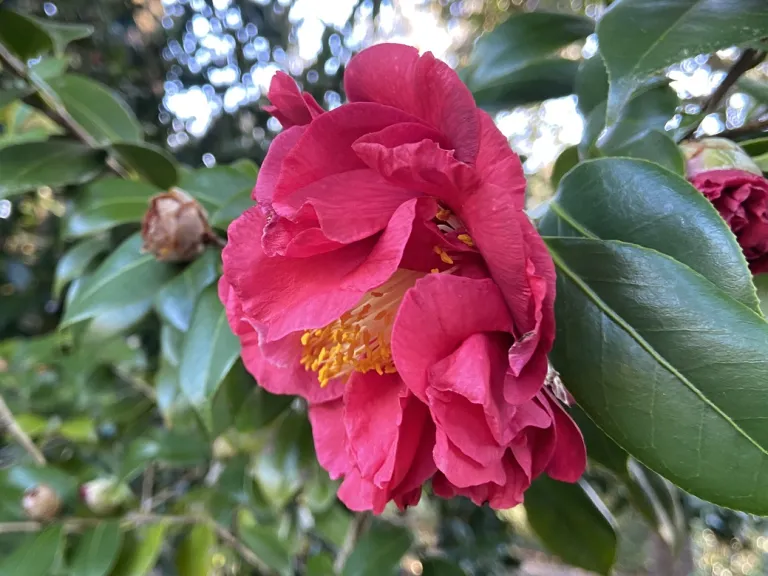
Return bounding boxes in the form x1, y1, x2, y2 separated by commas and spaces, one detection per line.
59, 417, 98, 443
756, 273, 768, 316
175, 524, 216, 576
471, 58, 581, 111
545, 237, 768, 514
61, 233, 175, 327
155, 250, 219, 332
551, 146, 579, 188
608, 129, 685, 175
70, 521, 123, 576
739, 136, 768, 171
575, 55, 608, 117
48, 75, 142, 145
210, 188, 253, 230
24, 16, 93, 54
30, 56, 70, 79
237, 514, 292, 576
0, 9, 53, 59
570, 406, 629, 476
343, 520, 412, 576
110, 523, 167, 576
111, 142, 179, 189
465, 12, 593, 107
0, 525, 63, 576
597, 0, 768, 124
737, 77, 768, 104
179, 285, 239, 428
178, 166, 256, 213
252, 411, 314, 509
524, 477, 617, 575
0, 141, 104, 199
64, 178, 160, 238
306, 553, 335, 576
53, 236, 109, 298
3, 465, 79, 502
0, 87, 34, 109
421, 558, 467, 576
539, 158, 760, 312
230, 158, 259, 178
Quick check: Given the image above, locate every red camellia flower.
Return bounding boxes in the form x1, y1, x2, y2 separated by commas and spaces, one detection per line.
220, 44, 586, 513
683, 138, 768, 274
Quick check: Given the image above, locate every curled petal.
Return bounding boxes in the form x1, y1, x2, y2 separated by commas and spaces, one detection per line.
264, 71, 323, 128
309, 400, 349, 480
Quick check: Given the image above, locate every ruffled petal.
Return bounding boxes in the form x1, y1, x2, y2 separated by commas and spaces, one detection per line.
392, 274, 514, 402
308, 400, 350, 479
253, 126, 305, 204
543, 393, 587, 482
344, 44, 480, 163
263, 71, 323, 128
474, 110, 526, 210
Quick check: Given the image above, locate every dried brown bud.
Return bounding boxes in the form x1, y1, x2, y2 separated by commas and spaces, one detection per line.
141, 188, 212, 262
22, 484, 61, 521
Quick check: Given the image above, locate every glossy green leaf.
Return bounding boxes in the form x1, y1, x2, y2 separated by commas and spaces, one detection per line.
421, 558, 466, 576
24, 16, 93, 54
343, 520, 412, 576
111, 142, 179, 189
465, 11, 592, 104
155, 250, 218, 332
53, 236, 109, 298
48, 74, 142, 145
59, 417, 98, 443
0, 87, 34, 110
755, 273, 768, 316
575, 55, 608, 117
175, 524, 216, 576
110, 523, 167, 576
314, 505, 351, 548
0, 525, 63, 576
30, 56, 70, 79
539, 158, 760, 312
64, 178, 160, 238
237, 515, 292, 576
3, 464, 79, 502
609, 129, 685, 175
597, 0, 768, 124
525, 477, 617, 575
551, 146, 578, 188
545, 237, 768, 514
61, 233, 175, 327
178, 166, 254, 212
179, 285, 239, 428
70, 521, 123, 576
0, 9, 53, 59
0, 141, 104, 199
570, 406, 629, 476
471, 59, 581, 111
306, 553, 335, 576
739, 137, 768, 172
211, 187, 253, 229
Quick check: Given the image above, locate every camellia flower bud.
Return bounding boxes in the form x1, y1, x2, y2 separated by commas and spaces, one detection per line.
80, 477, 132, 515
680, 137, 762, 178
681, 138, 768, 274
22, 484, 61, 521
141, 188, 213, 262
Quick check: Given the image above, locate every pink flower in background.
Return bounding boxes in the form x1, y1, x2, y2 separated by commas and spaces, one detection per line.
220, 44, 586, 513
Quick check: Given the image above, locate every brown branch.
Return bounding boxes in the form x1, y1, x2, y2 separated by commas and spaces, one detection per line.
211, 521, 272, 573
0, 395, 46, 465
0, 40, 130, 178
710, 116, 768, 141
682, 48, 767, 140
333, 512, 371, 574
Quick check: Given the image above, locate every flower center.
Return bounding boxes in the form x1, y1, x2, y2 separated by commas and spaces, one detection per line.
300, 269, 424, 387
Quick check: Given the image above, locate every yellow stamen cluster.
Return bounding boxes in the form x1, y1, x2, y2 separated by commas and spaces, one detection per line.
436, 207, 452, 221
457, 234, 474, 247
299, 271, 422, 387
433, 245, 454, 265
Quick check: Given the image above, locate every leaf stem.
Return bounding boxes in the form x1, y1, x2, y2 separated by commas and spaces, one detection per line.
0, 40, 130, 178
210, 520, 272, 573
710, 116, 768, 141
681, 48, 767, 140
0, 394, 46, 465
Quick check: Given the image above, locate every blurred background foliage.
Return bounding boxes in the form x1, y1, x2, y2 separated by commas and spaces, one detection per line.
1, 0, 768, 575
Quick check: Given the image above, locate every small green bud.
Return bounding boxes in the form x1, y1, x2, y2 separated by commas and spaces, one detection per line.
80, 477, 132, 515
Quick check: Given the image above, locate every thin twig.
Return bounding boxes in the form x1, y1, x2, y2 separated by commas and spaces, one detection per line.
710, 116, 768, 141
0, 40, 130, 178
0, 513, 199, 534
333, 512, 371, 574
681, 48, 767, 140
149, 468, 203, 511
114, 368, 156, 401
0, 395, 46, 465
211, 521, 272, 573
140, 464, 154, 513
